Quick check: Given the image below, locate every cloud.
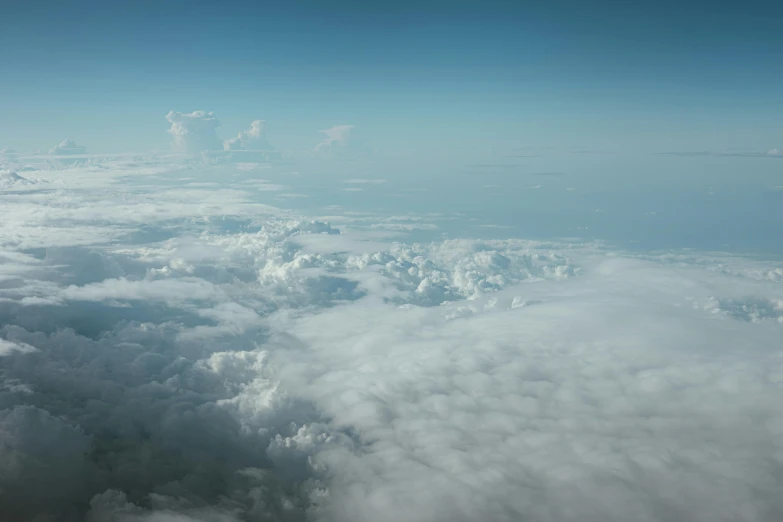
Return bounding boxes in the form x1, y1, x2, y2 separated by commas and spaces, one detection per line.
0, 148, 19, 166
258, 256, 783, 522
0, 169, 37, 189
314, 125, 353, 151
657, 149, 783, 159
223, 120, 270, 151
342, 179, 386, 185
0, 338, 36, 356
0, 154, 782, 522
49, 139, 87, 156
166, 111, 221, 153
313, 125, 369, 159
223, 120, 282, 162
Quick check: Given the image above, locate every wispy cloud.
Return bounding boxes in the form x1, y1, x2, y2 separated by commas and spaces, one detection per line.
656, 148, 783, 159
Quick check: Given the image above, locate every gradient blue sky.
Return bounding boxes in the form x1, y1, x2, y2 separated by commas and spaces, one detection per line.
1, 0, 781, 154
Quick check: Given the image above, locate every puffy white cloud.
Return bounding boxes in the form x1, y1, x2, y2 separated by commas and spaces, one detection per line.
223, 120, 282, 163
1, 155, 782, 522
0, 169, 37, 189
258, 257, 783, 522
49, 138, 87, 156
313, 125, 368, 159
166, 111, 221, 153
223, 120, 270, 151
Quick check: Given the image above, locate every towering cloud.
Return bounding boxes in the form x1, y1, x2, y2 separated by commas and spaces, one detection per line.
49, 139, 87, 156
224, 120, 271, 151
165, 111, 221, 153
223, 120, 282, 162
314, 125, 360, 158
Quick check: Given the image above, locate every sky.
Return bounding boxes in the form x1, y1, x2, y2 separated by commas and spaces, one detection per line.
1, 2, 782, 522
1, 0, 782, 154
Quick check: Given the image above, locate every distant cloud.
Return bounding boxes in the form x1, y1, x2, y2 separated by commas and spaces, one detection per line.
342, 179, 386, 185
1, 148, 19, 160
315, 125, 353, 151
2, 153, 783, 522
166, 110, 221, 153
569, 148, 614, 155
0, 169, 37, 189
657, 149, 783, 159
223, 120, 282, 162
314, 125, 369, 159
49, 139, 86, 156
224, 120, 272, 151
466, 164, 526, 169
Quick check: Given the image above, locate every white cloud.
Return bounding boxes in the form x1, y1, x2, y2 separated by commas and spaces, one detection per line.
313, 125, 369, 159
768, 148, 781, 156
342, 179, 386, 185
0, 338, 37, 356
166, 110, 221, 153
258, 256, 783, 522
315, 125, 353, 151
222, 120, 282, 163
223, 120, 270, 151
0, 169, 37, 189
0, 154, 781, 522
49, 139, 87, 156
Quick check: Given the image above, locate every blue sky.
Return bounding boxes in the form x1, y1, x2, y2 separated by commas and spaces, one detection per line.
1, 0, 781, 154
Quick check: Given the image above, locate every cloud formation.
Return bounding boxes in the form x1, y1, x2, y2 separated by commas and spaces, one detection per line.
223, 120, 282, 162
223, 120, 271, 151
313, 125, 365, 158
0, 154, 781, 522
49, 139, 87, 156
0, 169, 37, 189
657, 149, 783, 159
166, 111, 221, 153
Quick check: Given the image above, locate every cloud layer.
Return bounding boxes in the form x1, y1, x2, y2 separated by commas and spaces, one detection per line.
0, 155, 781, 522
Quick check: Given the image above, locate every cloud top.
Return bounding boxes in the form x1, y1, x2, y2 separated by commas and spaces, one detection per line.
166, 110, 221, 153
223, 119, 282, 162
49, 139, 86, 156
314, 125, 359, 157
224, 120, 272, 151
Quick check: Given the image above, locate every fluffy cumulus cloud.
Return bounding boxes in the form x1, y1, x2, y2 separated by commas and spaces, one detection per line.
224, 120, 271, 151
0, 169, 37, 189
223, 120, 282, 162
166, 111, 222, 153
0, 155, 782, 522
49, 139, 87, 156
